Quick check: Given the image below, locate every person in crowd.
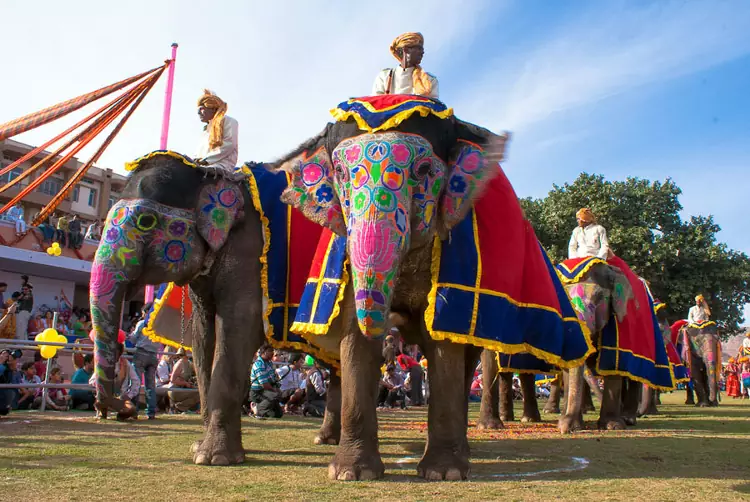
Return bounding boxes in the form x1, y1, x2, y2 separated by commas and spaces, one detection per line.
379, 364, 407, 409
383, 334, 397, 366
740, 357, 750, 400
27, 311, 44, 337
0, 282, 6, 310
302, 358, 327, 418
195, 89, 239, 174
168, 348, 199, 413
249, 343, 282, 419
156, 351, 175, 412
33, 351, 47, 379
0, 298, 18, 339
568, 208, 611, 260
8, 202, 26, 237
15, 283, 34, 340
372, 32, 439, 98
68, 214, 83, 249
70, 354, 95, 410
84, 219, 101, 240
44, 367, 70, 411
35, 215, 56, 244
128, 304, 160, 420
0, 349, 15, 416
724, 358, 741, 398
18, 361, 41, 409
41, 310, 54, 330
396, 350, 424, 406
90, 343, 140, 420
55, 213, 69, 247
469, 372, 482, 402
276, 353, 306, 414
688, 295, 711, 324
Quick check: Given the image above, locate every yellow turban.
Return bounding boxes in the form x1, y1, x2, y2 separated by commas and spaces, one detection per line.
695, 295, 711, 316
695, 294, 704, 302
729, 357, 736, 363
390, 32, 432, 96
576, 208, 595, 223
197, 89, 228, 150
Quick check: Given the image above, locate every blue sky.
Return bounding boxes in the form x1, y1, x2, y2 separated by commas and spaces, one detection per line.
1, 0, 748, 321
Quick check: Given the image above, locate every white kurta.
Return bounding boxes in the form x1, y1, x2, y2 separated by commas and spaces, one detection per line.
372, 67, 439, 98
687, 305, 709, 324
195, 115, 239, 172
568, 224, 611, 260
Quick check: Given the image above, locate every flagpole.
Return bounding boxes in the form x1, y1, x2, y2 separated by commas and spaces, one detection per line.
145, 42, 178, 305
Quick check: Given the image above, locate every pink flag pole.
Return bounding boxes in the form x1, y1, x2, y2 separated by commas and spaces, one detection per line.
145, 43, 178, 304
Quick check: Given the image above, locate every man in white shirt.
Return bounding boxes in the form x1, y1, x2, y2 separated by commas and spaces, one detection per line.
90, 343, 140, 420
195, 90, 239, 173
372, 32, 439, 98
687, 295, 711, 325
276, 354, 306, 413
568, 208, 611, 260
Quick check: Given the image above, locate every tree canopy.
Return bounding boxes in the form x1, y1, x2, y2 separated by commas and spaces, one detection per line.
520, 173, 750, 338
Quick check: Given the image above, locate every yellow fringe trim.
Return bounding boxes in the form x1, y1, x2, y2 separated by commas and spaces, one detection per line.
495, 352, 563, 376
424, 233, 595, 369
688, 320, 717, 329
555, 257, 608, 284
596, 342, 677, 391
654, 302, 666, 313
124, 150, 197, 172
142, 282, 193, 351
330, 105, 454, 134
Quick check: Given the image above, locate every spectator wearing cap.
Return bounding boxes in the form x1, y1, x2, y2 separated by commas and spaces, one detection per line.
302, 358, 327, 418
127, 304, 161, 419
71, 354, 95, 410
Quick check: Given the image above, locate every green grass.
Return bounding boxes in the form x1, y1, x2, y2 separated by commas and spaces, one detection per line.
1, 393, 749, 501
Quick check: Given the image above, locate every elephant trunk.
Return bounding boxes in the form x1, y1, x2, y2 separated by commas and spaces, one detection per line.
348, 206, 408, 338
89, 262, 129, 407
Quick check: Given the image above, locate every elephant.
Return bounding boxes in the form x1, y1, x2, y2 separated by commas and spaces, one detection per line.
265, 113, 514, 481
681, 324, 721, 407
90, 154, 271, 465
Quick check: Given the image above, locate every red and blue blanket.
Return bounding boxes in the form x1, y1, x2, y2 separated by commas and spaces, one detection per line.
330, 95, 453, 133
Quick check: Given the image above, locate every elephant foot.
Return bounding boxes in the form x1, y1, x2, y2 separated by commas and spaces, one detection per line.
475, 416, 504, 430
685, 398, 695, 405
417, 451, 470, 481
582, 404, 596, 413
598, 417, 626, 431
622, 415, 637, 427
193, 428, 244, 466
314, 432, 340, 445
558, 413, 584, 434
328, 451, 384, 481
520, 408, 541, 423
543, 405, 561, 414
500, 412, 514, 422
695, 401, 711, 408
709, 400, 719, 407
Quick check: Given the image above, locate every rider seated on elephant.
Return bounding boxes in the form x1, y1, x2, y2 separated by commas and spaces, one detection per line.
250, 343, 283, 419
372, 32, 439, 98
688, 295, 711, 324
568, 208, 611, 260
194, 89, 238, 174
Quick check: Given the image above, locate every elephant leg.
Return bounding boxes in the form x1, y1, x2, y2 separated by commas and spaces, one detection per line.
655, 390, 662, 405
691, 350, 711, 407
329, 326, 384, 481
189, 283, 216, 428
621, 378, 640, 426
477, 350, 503, 430
194, 291, 262, 466
519, 374, 541, 423
315, 371, 341, 445
585, 371, 603, 405
543, 378, 562, 414
499, 372, 515, 422
418, 340, 475, 481
705, 343, 720, 406
685, 383, 696, 405
582, 380, 596, 413
638, 385, 658, 417
598, 375, 626, 430
559, 366, 585, 433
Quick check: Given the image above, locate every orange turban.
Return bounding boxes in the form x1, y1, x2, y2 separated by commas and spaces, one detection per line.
197, 89, 228, 150
390, 32, 432, 96
576, 208, 595, 223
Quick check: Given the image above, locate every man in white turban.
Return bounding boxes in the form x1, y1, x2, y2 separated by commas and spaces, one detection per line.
372, 32, 439, 98
195, 90, 239, 173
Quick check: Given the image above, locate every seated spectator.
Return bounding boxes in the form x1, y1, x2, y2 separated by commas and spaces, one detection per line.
35, 215, 56, 244
0, 349, 14, 415
27, 312, 44, 338
68, 215, 83, 249
18, 361, 41, 410
303, 358, 327, 418
249, 343, 282, 419
33, 351, 47, 380
8, 203, 27, 237
168, 348, 199, 413
71, 354, 95, 410
89, 343, 139, 420
41, 310, 54, 330
54, 213, 69, 247
156, 351, 175, 413
469, 373, 482, 402
84, 219, 102, 240
397, 350, 424, 406
276, 353, 306, 414
44, 367, 70, 411
378, 364, 407, 409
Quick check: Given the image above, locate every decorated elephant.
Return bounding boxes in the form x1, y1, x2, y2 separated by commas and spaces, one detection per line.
680, 320, 721, 407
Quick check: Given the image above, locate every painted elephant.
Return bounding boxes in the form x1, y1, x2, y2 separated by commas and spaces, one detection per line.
267, 114, 510, 481
681, 324, 721, 407
90, 154, 268, 465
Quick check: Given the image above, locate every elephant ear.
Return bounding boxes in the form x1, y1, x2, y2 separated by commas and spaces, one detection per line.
196, 180, 245, 252
439, 121, 510, 231
610, 266, 633, 322
276, 146, 346, 236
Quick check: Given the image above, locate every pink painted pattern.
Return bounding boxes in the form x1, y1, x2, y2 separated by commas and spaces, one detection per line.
349, 220, 398, 273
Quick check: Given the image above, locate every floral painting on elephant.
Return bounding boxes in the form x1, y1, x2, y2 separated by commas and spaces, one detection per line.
140, 164, 341, 368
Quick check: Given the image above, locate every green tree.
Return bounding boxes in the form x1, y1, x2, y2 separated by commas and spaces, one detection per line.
520, 173, 750, 338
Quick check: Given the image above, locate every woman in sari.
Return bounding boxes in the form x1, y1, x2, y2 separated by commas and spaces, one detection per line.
724, 358, 741, 398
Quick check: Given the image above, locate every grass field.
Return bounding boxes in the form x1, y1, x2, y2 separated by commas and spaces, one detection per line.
1, 392, 749, 501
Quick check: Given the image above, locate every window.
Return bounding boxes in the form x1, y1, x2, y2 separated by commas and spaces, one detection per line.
88, 188, 98, 207
108, 195, 117, 210
37, 178, 63, 196
82, 177, 95, 185
0, 167, 23, 185
72, 186, 79, 202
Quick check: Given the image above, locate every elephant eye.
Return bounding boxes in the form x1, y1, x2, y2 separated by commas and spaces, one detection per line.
136, 213, 158, 231
415, 159, 433, 179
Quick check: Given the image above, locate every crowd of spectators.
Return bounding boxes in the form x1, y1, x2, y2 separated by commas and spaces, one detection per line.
1, 203, 103, 251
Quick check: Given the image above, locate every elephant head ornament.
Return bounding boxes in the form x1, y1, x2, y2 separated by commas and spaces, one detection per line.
278, 125, 508, 337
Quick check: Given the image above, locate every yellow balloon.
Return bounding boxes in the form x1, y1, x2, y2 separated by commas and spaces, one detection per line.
54, 248, 62, 256
47, 247, 55, 255
52, 242, 60, 249
40, 344, 57, 359
41, 328, 58, 339
55, 332, 68, 343
35, 332, 46, 343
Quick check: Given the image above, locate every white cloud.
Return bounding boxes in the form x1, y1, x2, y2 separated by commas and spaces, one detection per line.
456, 1, 750, 133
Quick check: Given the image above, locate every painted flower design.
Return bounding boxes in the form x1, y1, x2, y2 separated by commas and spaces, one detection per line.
391, 143, 411, 166
349, 220, 399, 273
168, 219, 188, 237
449, 175, 467, 194
345, 144, 362, 164
89, 263, 120, 311
211, 208, 228, 228
165, 240, 186, 262
105, 226, 121, 244
316, 184, 334, 204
